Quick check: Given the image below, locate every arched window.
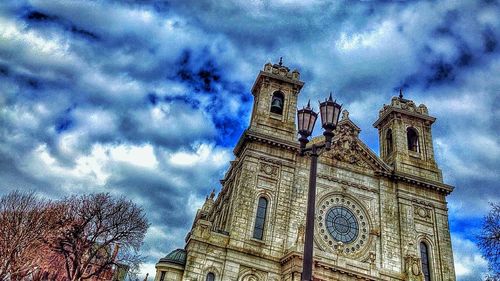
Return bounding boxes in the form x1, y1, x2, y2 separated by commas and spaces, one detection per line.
420, 242, 431, 281
270, 91, 284, 115
206, 272, 215, 281
386, 129, 393, 155
253, 197, 268, 240
407, 127, 419, 152
159, 271, 166, 281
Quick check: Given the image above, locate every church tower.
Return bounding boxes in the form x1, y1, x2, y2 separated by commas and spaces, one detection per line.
373, 91, 442, 182
248, 59, 304, 142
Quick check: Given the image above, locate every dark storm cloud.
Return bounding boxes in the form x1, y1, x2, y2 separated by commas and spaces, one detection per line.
0, 0, 498, 278
105, 164, 190, 226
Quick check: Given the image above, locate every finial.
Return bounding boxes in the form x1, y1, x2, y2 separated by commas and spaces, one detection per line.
399, 88, 403, 99
306, 99, 311, 109
328, 92, 333, 101
342, 109, 349, 120
279, 57, 283, 66
209, 189, 215, 199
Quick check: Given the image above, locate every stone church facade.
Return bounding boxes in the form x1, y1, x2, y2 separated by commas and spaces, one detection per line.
154, 61, 456, 281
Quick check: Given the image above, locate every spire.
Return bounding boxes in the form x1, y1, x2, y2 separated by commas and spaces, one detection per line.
399, 88, 404, 99
279, 57, 283, 66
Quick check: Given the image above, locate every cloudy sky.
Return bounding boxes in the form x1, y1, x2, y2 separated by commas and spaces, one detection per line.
0, 0, 498, 280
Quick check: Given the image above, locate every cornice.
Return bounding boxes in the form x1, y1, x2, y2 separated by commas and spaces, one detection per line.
280, 251, 379, 281
251, 70, 305, 94
233, 129, 300, 156
373, 107, 436, 128
354, 139, 392, 173
376, 170, 454, 195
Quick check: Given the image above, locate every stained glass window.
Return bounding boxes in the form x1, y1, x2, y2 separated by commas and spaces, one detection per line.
253, 197, 268, 240
420, 242, 431, 281
325, 206, 359, 244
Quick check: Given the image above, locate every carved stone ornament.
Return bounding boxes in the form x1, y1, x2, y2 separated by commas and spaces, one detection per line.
368, 251, 376, 264
412, 263, 420, 276
404, 255, 424, 281
328, 124, 370, 168
317, 174, 377, 193
296, 223, 305, 245
334, 241, 345, 256
259, 162, 278, 176
413, 202, 432, 223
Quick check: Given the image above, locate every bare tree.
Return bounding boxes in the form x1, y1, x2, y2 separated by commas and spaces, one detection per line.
48, 193, 149, 281
0, 191, 57, 281
478, 202, 500, 278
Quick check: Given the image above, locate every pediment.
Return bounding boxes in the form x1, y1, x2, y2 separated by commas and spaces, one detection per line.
318, 111, 391, 173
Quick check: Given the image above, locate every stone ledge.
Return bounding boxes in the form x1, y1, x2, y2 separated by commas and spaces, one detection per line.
376, 170, 454, 195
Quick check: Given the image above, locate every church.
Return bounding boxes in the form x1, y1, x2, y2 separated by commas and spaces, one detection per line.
154, 61, 456, 281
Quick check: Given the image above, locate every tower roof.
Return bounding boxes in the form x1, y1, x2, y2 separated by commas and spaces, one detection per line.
251, 60, 304, 95
159, 248, 187, 266
373, 94, 435, 128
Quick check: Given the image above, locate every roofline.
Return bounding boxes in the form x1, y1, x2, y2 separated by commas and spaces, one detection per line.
233, 129, 300, 156
251, 71, 304, 95
373, 107, 436, 128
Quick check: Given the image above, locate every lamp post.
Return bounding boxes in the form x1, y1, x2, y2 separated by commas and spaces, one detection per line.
297, 93, 342, 281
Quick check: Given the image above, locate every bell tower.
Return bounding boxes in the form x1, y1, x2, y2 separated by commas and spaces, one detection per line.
373, 91, 443, 181
249, 59, 304, 142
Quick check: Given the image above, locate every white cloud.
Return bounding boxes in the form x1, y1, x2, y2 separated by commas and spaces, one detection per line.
139, 262, 157, 279
169, 143, 230, 167
0, 1, 499, 281
451, 234, 490, 280
0, 17, 69, 58
110, 144, 158, 169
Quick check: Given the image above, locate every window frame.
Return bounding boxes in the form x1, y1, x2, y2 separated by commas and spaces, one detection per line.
252, 196, 269, 240
270, 91, 285, 115
420, 242, 432, 281
406, 127, 420, 153
386, 128, 393, 155
205, 272, 215, 281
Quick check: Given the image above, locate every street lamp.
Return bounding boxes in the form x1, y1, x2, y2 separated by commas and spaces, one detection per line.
297, 93, 342, 281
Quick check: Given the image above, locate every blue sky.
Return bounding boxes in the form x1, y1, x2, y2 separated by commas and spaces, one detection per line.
0, 0, 499, 280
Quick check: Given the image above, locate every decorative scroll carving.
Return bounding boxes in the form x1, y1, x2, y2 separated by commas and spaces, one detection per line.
414, 205, 433, 224
324, 122, 371, 168
404, 255, 424, 281
379, 97, 429, 117
364, 251, 376, 265
259, 156, 282, 165
259, 162, 278, 176
317, 174, 377, 193
296, 223, 305, 245
331, 125, 370, 168
334, 241, 345, 256
412, 198, 434, 207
